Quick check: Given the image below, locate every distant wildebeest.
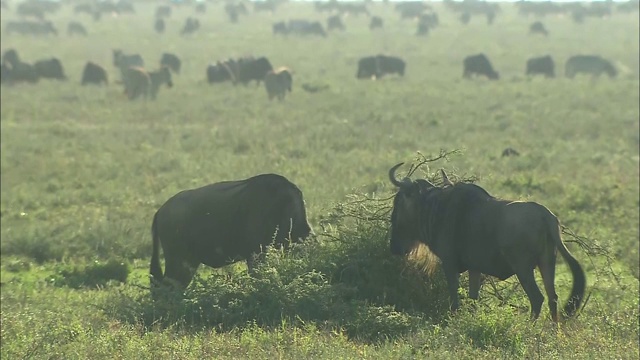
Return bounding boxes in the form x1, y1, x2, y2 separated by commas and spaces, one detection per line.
369, 16, 383, 30
526, 55, 555, 78
235, 57, 273, 85
5, 20, 58, 35
149, 173, 314, 292
529, 21, 548, 36
154, 18, 165, 34
181, 17, 200, 35
34, 58, 66, 80
273, 21, 288, 35
388, 164, 586, 321
463, 53, 499, 80
264, 67, 293, 101
565, 55, 617, 79
67, 21, 88, 36
287, 20, 327, 37
327, 15, 345, 31
206, 61, 235, 84
155, 5, 172, 18
123, 66, 173, 100
160, 53, 181, 74
81, 61, 108, 86
225, 2, 246, 23
254, 0, 277, 13
2, 49, 20, 68
113, 49, 144, 80
2, 61, 39, 84
357, 55, 406, 79
460, 12, 471, 25
502, 148, 520, 157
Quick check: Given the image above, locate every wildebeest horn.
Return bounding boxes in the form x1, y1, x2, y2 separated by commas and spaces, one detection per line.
441, 169, 453, 186
389, 163, 411, 188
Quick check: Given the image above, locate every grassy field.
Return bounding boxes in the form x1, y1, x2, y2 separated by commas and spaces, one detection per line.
1, 1, 639, 359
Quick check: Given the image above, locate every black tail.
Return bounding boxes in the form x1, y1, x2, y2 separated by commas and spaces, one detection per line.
150, 212, 163, 285
552, 218, 586, 318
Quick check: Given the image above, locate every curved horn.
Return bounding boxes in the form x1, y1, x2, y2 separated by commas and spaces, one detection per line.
389, 162, 408, 188
441, 169, 453, 186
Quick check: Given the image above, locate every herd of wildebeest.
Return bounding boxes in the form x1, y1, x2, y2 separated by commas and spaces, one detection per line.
2, 0, 637, 320
1, 0, 636, 101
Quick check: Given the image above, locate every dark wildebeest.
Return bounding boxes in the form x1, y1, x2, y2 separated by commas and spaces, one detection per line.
34, 58, 66, 80
67, 21, 88, 36
206, 61, 235, 84
154, 18, 165, 34
565, 55, 617, 79
529, 21, 548, 36
264, 67, 293, 101
463, 53, 499, 80
327, 15, 345, 31
526, 55, 555, 78
81, 61, 108, 85
377, 55, 406, 77
356, 56, 378, 79
502, 148, 520, 157
149, 174, 314, 292
460, 12, 471, 25
160, 53, 181, 74
5, 20, 58, 35
181, 17, 200, 35
369, 16, 383, 30
2, 49, 20, 68
388, 164, 586, 322
113, 49, 144, 81
235, 57, 273, 86
2, 61, 39, 83
288, 20, 327, 37
273, 21, 288, 35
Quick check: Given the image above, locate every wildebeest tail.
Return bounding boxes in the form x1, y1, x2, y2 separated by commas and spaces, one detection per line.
549, 215, 586, 318
150, 211, 164, 284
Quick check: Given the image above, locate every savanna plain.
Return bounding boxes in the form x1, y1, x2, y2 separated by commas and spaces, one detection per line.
1, 1, 639, 359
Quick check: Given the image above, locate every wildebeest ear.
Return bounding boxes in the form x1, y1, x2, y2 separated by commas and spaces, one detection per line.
441, 169, 453, 187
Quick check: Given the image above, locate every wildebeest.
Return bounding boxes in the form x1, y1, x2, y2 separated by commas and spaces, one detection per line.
388, 164, 586, 321
34, 58, 66, 80
526, 55, 555, 78
113, 49, 144, 80
181, 17, 200, 35
195, 3, 206, 13
160, 53, 181, 74
565, 55, 617, 79
235, 57, 273, 86
502, 148, 520, 157
81, 61, 108, 86
154, 18, 165, 34
273, 21, 288, 35
287, 20, 327, 37
264, 67, 293, 101
1, 61, 39, 84
155, 5, 172, 18
327, 15, 345, 31
459, 12, 471, 25
529, 21, 548, 36
2, 49, 20, 68
369, 16, 383, 30
463, 53, 499, 80
149, 174, 313, 291
206, 61, 235, 84
356, 55, 406, 79
123, 66, 172, 100
67, 21, 88, 36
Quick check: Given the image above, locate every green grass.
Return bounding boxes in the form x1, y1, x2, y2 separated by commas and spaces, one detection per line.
1, 2, 639, 359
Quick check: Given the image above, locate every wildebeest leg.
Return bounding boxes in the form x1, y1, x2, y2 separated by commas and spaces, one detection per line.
163, 257, 199, 290
443, 266, 461, 312
468, 270, 482, 300
538, 256, 559, 322
515, 268, 545, 320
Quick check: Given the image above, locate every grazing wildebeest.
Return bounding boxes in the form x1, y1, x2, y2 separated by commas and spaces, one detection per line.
502, 148, 520, 157
154, 18, 165, 34
123, 66, 172, 100
264, 67, 293, 101
206, 61, 235, 84
529, 21, 548, 36
149, 174, 313, 292
356, 55, 405, 79
160, 53, 181, 74
565, 55, 617, 79
463, 53, 499, 80
288, 20, 327, 37
460, 12, 471, 24
181, 17, 200, 35
369, 16, 383, 30
2, 61, 39, 84
236, 57, 273, 85
113, 49, 144, 81
2, 49, 20, 67
5, 20, 58, 35
81, 61, 108, 86
34, 58, 66, 80
388, 164, 586, 322
273, 21, 288, 35
327, 15, 345, 31
526, 55, 555, 78
67, 21, 88, 36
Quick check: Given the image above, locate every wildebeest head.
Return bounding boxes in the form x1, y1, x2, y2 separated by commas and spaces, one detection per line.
388, 162, 437, 256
